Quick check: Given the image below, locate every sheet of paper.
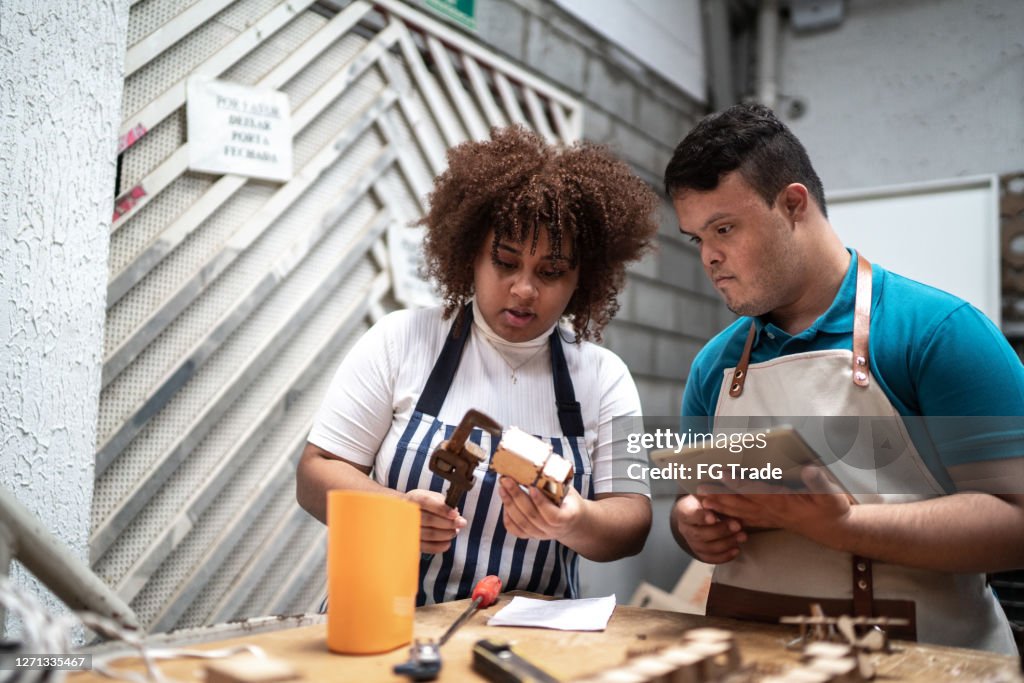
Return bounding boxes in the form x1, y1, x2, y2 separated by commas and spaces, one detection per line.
486, 595, 616, 631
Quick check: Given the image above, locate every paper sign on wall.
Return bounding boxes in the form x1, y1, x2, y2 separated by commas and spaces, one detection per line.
186, 76, 293, 182
388, 222, 440, 308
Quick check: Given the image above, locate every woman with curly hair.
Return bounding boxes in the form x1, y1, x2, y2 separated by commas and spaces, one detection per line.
297, 125, 659, 605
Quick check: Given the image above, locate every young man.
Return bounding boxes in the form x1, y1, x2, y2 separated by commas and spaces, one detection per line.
664, 103, 1024, 653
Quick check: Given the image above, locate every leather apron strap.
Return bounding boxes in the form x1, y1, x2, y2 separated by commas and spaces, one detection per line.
850, 253, 874, 618
724, 252, 882, 623
852, 252, 872, 387
730, 253, 873, 397
728, 321, 757, 398
852, 554, 874, 619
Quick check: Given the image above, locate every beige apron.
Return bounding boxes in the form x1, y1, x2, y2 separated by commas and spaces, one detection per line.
707, 254, 1016, 653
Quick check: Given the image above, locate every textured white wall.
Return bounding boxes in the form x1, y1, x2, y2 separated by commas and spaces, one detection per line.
0, 0, 127, 626
778, 0, 1024, 191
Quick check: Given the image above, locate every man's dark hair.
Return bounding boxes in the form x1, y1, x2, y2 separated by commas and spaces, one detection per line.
663, 103, 827, 217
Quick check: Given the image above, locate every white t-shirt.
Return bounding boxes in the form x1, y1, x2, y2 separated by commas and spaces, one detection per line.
309, 302, 648, 496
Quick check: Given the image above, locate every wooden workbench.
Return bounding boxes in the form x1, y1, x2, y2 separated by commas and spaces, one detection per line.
71, 594, 1021, 682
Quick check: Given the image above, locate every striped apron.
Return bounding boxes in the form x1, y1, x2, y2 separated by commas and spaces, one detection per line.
385, 306, 594, 606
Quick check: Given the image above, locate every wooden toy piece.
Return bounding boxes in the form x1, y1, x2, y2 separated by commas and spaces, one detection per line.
655, 646, 704, 683
538, 454, 574, 502
779, 615, 909, 631
682, 627, 733, 643
683, 627, 741, 669
591, 670, 653, 683
623, 655, 678, 683
204, 654, 300, 683
800, 642, 853, 661
593, 635, 740, 683
760, 670, 833, 683
808, 603, 831, 644
780, 603, 908, 652
493, 426, 550, 485
491, 426, 575, 504
853, 652, 875, 681
685, 641, 737, 680
805, 657, 863, 683
834, 615, 888, 680
835, 616, 887, 652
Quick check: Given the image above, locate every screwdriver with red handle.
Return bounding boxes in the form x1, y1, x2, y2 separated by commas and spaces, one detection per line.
439, 574, 503, 645
394, 575, 503, 681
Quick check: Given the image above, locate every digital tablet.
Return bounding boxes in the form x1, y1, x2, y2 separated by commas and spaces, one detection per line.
648, 425, 844, 494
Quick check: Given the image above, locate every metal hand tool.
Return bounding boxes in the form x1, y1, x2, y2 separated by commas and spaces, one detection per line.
472, 639, 561, 683
436, 575, 502, 646
428, 409, 502, 509
394, 575, 503, 681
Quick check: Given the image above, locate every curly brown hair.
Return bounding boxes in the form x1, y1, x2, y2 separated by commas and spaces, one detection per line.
420, 125, 659, 341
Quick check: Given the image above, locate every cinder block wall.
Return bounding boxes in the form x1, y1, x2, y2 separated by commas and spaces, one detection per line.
427, 0, 728, 598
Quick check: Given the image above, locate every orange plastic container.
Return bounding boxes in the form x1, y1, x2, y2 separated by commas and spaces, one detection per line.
326, 490, 420, 654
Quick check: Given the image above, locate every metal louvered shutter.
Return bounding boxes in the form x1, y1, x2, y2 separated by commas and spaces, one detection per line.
95, 0, 582, 632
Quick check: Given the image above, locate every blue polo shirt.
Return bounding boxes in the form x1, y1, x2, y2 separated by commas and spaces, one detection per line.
682, 250, 1024, 478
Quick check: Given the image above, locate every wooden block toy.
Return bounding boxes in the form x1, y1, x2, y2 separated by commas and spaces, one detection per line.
591, 669, 653, 683
655, 646, 708, 683
204, 654, 300, 683
491, 426, 574, 504
684, 627, 741, 669
624, 655, 677, 683
761, 670, 833, 683
581, 628, 744, 683
800, 642, 853, 661
805, 657, 862, 683
681, 641, 734, 679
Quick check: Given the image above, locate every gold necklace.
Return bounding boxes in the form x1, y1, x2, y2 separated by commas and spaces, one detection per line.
486, 339, 548, 384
